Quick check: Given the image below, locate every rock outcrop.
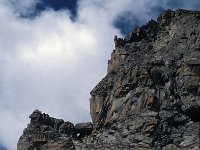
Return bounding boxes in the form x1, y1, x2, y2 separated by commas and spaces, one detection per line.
17, 110, 93, 150
18, 9, 200, 150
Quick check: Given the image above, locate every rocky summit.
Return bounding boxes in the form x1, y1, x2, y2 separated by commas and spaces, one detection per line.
18, 9, 200, 150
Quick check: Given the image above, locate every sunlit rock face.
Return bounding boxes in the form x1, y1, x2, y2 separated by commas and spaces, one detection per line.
18, 9, 200, 150
90, 9, 200, 150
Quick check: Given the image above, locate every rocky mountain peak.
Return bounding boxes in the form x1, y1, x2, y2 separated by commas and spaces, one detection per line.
18, 9, 200, 150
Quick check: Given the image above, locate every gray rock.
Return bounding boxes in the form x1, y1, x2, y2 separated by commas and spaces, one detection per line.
18, 9, 200, 150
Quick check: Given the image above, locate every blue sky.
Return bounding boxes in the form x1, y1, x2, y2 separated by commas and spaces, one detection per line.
0, 0, 200, 149
0, 145, 6, 150
16, 0, 200, 35
21, 0, 78, 19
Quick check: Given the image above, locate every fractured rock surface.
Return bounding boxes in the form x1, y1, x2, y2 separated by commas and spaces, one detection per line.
17, 110, 92, 150
18, 9, 200, 150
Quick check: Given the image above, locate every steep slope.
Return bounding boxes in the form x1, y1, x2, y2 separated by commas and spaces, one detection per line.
18, 9, 200, 150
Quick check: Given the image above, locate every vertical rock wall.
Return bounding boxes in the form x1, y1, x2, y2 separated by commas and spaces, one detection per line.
18, 9, 200, 150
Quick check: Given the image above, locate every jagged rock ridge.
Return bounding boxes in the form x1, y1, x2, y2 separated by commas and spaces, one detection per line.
18, 9, 200, 150
18, 109, 93, 150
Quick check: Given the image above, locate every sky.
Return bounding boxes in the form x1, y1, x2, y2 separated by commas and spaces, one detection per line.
0, 0, 200, 150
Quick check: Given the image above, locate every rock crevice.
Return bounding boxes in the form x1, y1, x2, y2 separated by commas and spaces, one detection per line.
18, 9, 200, 150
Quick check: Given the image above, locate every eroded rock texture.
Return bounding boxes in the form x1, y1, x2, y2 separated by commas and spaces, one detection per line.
17, 110, 93, 150
18, 9, 200, 150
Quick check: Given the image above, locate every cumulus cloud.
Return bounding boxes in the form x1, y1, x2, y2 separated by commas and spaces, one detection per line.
0, 0, 199, 149
0, 1, 119, 149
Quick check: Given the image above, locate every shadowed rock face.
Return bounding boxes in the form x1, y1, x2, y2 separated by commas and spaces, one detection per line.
18, 9, 200, 150
17, 110, 92, 150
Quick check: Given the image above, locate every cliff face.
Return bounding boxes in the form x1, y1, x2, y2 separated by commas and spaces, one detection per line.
18, 9, 200, 150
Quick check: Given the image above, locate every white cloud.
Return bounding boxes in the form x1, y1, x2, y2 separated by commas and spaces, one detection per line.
0, 1, 119, 149
0, 0, 199, 149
